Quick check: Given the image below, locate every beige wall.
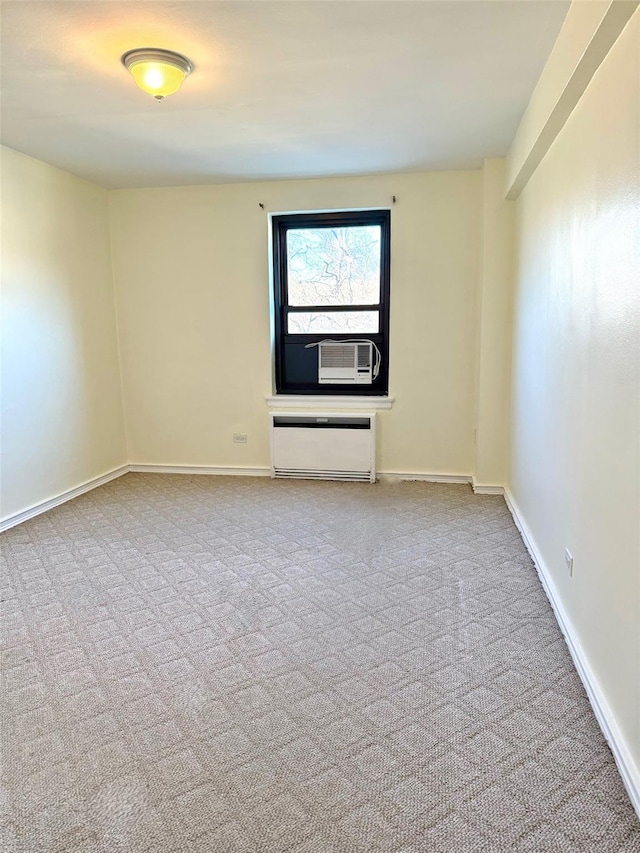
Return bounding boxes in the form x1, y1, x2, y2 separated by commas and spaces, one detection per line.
474, 159, 514, 488
109, 171, 481, 475
509, 7, 639, 780
1, 147, 127, 519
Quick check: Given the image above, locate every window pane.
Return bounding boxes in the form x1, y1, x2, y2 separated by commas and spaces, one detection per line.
287, 225, 381, 306
287, 311, 379, 334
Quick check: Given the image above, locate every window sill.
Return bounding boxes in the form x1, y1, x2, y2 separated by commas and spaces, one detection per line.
266, 395, 394, 410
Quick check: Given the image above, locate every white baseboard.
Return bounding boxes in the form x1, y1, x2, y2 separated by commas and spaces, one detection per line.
0, 465, 129, 533
378, 471, 472, 485
504, 488, 640, 819
133, 466, 476, 487
381, 473, 504, 494
472, 481, 505, 495
128, 464, 271, 477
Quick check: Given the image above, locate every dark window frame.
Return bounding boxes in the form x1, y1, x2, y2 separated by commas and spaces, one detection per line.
272, 209, 391, 395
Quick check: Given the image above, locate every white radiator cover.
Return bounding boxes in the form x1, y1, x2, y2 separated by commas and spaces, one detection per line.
270, 412, 376, 483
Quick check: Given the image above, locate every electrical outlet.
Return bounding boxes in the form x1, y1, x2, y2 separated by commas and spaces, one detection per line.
233, 434, 248, 444
564, 548, 573, 577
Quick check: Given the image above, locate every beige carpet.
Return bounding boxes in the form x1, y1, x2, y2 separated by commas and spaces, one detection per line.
1, 473, 639, 852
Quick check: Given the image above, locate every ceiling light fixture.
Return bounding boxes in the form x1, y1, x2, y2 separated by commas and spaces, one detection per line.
121, 48, 193, 101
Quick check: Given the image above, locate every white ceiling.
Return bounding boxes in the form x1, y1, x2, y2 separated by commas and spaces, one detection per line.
0, 1, 569, 189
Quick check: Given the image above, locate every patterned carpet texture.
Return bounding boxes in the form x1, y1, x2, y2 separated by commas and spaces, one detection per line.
1, 473, 639, 852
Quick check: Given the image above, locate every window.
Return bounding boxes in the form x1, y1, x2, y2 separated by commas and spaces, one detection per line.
272, 210, 390, 395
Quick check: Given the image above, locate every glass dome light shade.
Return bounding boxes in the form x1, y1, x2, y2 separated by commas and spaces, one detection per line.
122, 49, 193, 100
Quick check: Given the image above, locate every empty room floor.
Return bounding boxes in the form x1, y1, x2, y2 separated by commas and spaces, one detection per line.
2, 474, 639, 852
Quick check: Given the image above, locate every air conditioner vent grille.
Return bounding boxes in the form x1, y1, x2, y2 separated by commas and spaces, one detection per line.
316, 341, 374, 384
357, 344, 371, 369
319, 345, 356, 368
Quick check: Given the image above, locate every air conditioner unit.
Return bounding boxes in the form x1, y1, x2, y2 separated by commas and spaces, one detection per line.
318, 341, 373, 384
270, 412, 376, 483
